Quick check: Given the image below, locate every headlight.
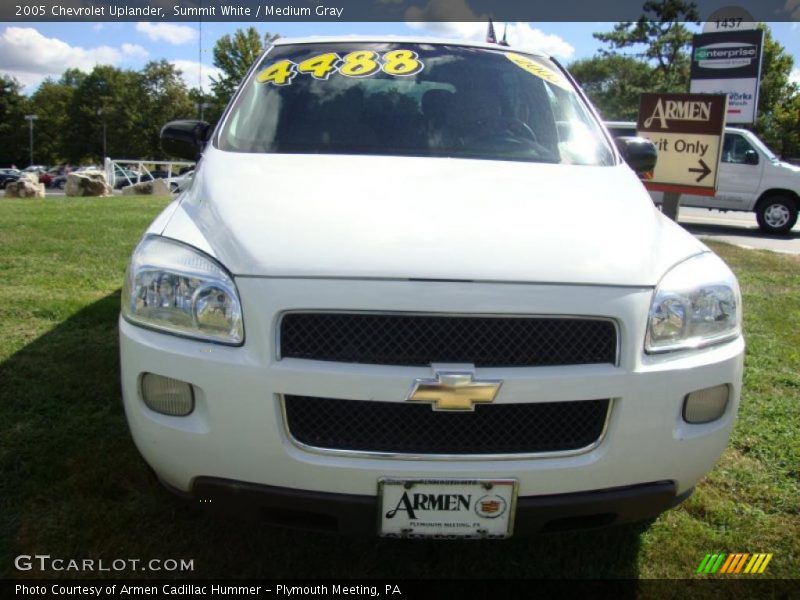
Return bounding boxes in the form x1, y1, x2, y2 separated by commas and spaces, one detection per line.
122, 236, 244, 344
646, 252, 741, 353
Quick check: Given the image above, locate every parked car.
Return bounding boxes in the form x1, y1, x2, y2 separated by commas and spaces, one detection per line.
606, 121, 800, 234
50, 174, 68, 189
148, 169, 171, 180
0, 170, 20, 189
22, 165, 53, 187
168, 169, 194, 193
113, 168, 151, 190
120, 37, 744, 538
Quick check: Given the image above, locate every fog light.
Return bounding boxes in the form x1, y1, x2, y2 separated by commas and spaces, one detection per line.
683, 384, 730, 424
141, 373, 194, 416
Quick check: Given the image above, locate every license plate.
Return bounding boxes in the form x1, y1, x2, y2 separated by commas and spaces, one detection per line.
378, 479, 517, 539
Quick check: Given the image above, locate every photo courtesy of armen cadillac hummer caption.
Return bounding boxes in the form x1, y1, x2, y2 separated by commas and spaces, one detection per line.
119, 37, 744, 539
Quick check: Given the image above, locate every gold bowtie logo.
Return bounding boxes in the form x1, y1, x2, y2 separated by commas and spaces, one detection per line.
408, 371, 502, 411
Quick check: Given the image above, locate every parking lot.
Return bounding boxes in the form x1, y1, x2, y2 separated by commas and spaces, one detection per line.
680, 207, 800, 255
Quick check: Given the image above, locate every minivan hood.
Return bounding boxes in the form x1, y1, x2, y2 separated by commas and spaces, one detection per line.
161, 149, 705, 286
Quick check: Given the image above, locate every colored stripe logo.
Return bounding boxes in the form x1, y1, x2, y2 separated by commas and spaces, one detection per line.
696, 553, 773, 574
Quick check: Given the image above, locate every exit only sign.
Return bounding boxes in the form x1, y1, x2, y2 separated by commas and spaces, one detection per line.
636, 93, 728, 196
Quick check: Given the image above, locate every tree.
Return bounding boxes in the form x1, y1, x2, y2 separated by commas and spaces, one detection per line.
62, 65, 146, 163
188, 87, 223, 128
59, 68, 87, 89
29, 79, 74, 165
139, 60, 195, 158
594, 0, 699, 92
0, 75, 30, 167
210, 27, 278, 107
569, 55, 654, 120
753, 25, 800, 159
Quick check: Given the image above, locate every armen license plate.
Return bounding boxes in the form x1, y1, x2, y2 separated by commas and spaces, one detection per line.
378, 479, 517, 539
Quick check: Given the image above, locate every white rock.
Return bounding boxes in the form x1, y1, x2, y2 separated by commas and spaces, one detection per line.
121, 178, 171, 196
64, 170, 112, 197
4, 178, 45, 198
20, 172, 41, 185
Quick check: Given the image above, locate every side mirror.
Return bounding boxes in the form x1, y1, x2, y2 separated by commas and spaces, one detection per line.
744, 150, 759, 165
160, 120, 211, 161
614, 136, 658, 176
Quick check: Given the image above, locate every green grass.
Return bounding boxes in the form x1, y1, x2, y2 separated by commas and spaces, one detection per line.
1, 197, 798, 582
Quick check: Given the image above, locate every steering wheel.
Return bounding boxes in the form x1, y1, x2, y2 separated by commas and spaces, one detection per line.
467, 116, 538, 145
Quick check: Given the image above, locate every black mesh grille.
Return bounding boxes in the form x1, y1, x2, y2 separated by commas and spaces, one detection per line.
284, 396, 610, 455
280, 313, 617, 367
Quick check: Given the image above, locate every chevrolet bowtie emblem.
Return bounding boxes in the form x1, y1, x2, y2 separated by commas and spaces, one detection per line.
407, 371, 502, 411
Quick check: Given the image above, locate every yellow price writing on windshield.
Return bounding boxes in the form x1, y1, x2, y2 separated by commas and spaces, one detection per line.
256, 49, 425, 86
505, 53, 572, 91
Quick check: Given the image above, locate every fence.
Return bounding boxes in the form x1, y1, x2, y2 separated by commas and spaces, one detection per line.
104, 158, 195, 190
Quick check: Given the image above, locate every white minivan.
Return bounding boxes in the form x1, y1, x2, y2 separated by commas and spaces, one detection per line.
606, 121, 800, 234
119, 37, 744, 538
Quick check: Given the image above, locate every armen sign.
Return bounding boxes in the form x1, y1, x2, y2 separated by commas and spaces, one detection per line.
636, 94, 727, 196
636, 92, 727, 197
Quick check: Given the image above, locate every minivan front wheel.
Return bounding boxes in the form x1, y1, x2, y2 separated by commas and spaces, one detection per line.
756, 195, 798, 234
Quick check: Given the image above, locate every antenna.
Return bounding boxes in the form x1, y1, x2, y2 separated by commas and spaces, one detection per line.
198, 1, 204, 120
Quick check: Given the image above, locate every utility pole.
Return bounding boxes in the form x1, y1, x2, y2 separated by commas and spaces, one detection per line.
97, 108, 107, 160
197, 102, 212, 122
24, 114, 38, 166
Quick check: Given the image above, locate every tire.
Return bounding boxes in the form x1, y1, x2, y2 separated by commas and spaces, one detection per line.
755, 194, 798, 234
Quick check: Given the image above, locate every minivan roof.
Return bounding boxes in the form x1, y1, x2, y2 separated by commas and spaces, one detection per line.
271, 35, 549, 58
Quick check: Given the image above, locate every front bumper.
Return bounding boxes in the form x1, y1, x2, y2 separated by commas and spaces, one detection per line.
169, 477, 691, 535
120, 276, 744, 529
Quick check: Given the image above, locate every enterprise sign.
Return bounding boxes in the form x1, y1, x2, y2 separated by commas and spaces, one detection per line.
690, 29, 764, 125
694, 43, 758, 68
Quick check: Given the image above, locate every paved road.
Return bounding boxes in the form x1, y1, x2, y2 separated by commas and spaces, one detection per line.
678, 207, 800, 255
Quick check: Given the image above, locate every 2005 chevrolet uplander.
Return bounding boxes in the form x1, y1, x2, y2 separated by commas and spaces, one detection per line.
120, 37, 744, 538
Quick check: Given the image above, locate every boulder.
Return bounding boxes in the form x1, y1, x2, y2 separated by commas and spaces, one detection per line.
121, 178, 171, 196
4, 174, 45, 198
64, 170, 112, 197
20, 172, 41, 184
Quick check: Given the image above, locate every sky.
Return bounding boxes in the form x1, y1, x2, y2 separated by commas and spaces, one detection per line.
1, 20, 799, 94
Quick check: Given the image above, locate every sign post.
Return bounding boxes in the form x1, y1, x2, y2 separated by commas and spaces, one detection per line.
636, 93, 728, 220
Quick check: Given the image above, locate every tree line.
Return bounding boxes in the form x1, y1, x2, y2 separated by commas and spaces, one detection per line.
0, 28, 278, 167
1, 8, 798, 167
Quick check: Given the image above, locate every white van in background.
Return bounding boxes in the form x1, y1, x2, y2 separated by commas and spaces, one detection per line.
606, 122, 800, 234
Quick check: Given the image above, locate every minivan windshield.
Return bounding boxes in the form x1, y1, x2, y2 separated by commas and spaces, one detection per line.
218, 42, 615, 166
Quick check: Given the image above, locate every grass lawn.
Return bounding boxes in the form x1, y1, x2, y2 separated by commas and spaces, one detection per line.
0, 196, 798, 581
